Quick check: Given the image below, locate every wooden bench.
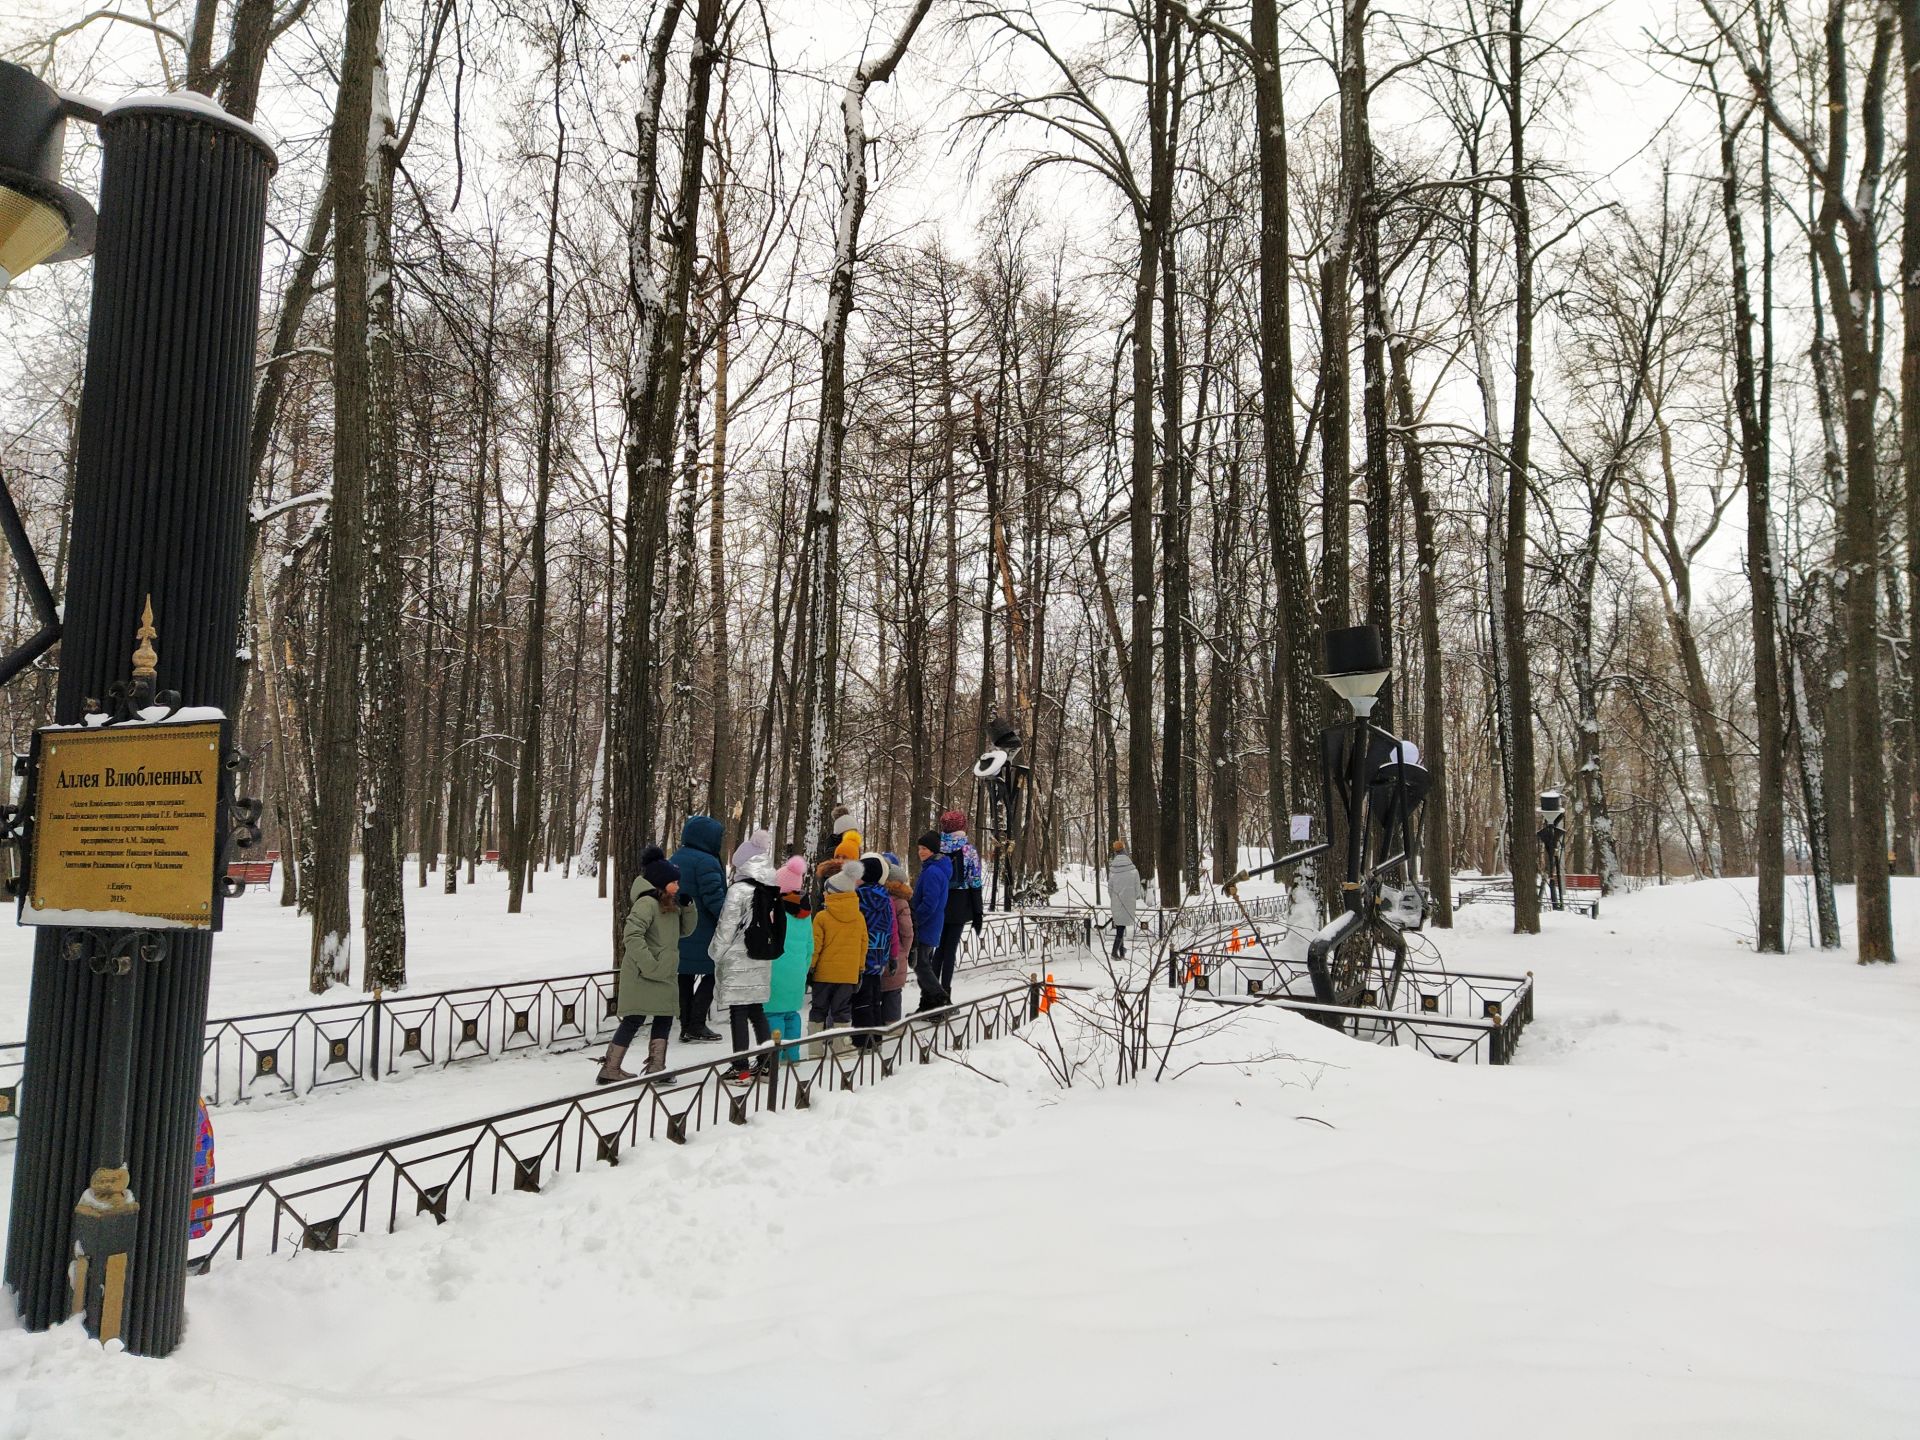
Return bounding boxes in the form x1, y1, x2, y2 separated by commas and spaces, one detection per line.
1560, 873, 1601, 919
225, 859, 275, 893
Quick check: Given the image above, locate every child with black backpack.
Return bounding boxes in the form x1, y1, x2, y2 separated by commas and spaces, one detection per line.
710, 828, 786, 1078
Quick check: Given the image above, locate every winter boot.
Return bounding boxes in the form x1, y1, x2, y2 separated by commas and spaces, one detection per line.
596, 1044, 633, 1085
643, 1037, 669, 1075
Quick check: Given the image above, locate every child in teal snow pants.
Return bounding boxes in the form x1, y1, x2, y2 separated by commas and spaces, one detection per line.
769, 860, 813, 1062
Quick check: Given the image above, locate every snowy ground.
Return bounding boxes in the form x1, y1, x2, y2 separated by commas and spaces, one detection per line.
2, 873, 1917, 1438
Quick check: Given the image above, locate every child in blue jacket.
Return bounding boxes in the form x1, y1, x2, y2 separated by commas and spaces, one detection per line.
911, 830, 952, 1010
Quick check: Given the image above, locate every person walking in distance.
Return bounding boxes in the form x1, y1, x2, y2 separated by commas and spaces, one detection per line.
909, 830, 951, 1011
600, 847, 696, 1081
934, 810, 984, 1003
1107, 838, 1142, 960
670, 814, 729, 1042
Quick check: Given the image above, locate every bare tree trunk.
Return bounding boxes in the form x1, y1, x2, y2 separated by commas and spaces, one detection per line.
1346, 0, 1394, 728
1392, 338, 1452, 922
1153, 1, 1184, 903
308, 0, 382, 993
613, 0, 712, 941
797, 0, 935, 842
362, 47, 407, 989
1714, 86, 1784, 944
1249, 0, 1317, 848
510, 33, 567, 915
1709, 0, 1895, 959
1503, 0, 1541, 934
1901, 0, 1920, 875
706, 235, 734, 825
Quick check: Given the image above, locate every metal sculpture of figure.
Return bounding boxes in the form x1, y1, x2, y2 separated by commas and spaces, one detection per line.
1537, 792, 1567, 911
972, 714, 1030, 911
1228, 624, 1431, 1011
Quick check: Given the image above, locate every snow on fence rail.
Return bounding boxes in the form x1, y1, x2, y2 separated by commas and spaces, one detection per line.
186, 981, 1040, 1270
0, 911, 1092, 1124
1179, 946, 1536, 1065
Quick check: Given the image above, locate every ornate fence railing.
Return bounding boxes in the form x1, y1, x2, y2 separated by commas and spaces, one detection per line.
1, 914, 1091, 1125
194, 969, 624, 1110
1009, 893, 1296, 947
187, 981, 1040, 1270
957, 909, 1097, 971
1179, 946, 1535, 1065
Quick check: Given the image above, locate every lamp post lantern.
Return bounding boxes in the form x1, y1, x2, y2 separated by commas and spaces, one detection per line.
1, 60, 275, 1357
0, 64, 96, 289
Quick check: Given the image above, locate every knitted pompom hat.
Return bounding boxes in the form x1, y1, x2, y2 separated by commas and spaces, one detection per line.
834, 829, 864, 861
939, 809, 968, 834
640, 845, 680, 892
774, 854, 807, 893
826, 860, 863, 893
731, 827, 772, 870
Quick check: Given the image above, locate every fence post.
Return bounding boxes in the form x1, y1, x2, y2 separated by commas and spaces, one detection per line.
766, 1027, 782, 1110
369, 988, 381, 1083
1027, 974, 1040, 1022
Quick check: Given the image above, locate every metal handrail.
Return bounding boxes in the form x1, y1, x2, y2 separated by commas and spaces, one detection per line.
187, 980, 1041, 1269
1, 912, 1096, 1123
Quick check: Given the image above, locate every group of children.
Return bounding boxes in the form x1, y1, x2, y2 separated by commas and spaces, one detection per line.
597, 808, 985, 1083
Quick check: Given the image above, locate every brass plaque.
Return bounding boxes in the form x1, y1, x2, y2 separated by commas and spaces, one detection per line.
25, 721, 223, 929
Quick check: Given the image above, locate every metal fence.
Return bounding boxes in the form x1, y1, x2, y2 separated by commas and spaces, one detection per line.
187, 981, 1040, 1270
1, 912, 1093, 1125
1179, 945, 1536, 1064
1013, 893, 1296, 946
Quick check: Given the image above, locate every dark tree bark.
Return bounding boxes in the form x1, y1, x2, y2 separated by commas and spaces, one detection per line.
308, 0, 382, 993
1709, 0, 1894, 959
1713, 86, 1785, 947
613, 0, 709, 942
1392, 338, 1451, 923
796, 0, 935, 841
362, 49, 407, 989
1901, 1, 1920, 875
1249, 0, 1318, 847
1502, 0, 1541, 934
510, 29, 568, 915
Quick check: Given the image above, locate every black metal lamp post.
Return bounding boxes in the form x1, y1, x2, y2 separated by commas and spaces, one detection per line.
1538, 791, 1566, 911
0, 60, 274, 1356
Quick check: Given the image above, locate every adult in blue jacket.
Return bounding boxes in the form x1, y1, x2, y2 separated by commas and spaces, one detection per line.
670, 814, 728, 1042
910, 830, 953, 1011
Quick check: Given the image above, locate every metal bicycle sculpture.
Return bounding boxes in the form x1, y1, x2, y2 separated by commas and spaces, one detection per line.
1228, 624, 1432, 1017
